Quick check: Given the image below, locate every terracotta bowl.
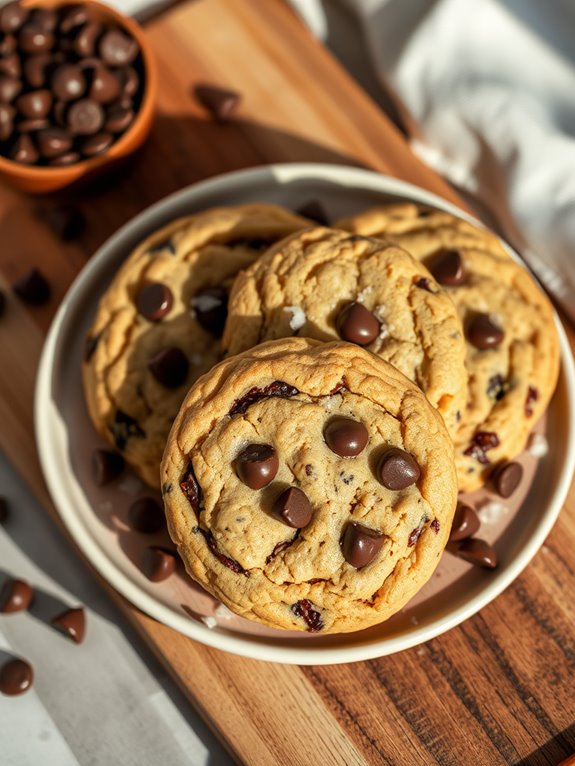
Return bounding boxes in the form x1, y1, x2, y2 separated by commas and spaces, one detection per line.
0, 0, 157, 193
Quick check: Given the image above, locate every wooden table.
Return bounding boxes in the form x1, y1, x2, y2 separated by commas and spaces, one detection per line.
0, 1, 574, 764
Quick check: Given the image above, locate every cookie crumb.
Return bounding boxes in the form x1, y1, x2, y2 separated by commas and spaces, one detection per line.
283, 305, 306, 331
527, 433, 548, 457
201, 616, 217, 629
477, 500, 508, 524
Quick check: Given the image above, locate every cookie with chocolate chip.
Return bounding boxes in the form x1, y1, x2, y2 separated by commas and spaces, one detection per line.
161, 338, 457, 634
82, 204, 310, 488
336, 203, 560, 490
223, 227, 467, 437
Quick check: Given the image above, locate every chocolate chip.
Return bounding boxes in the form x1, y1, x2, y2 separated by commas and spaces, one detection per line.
116, 66, 139, 97
0, 2, 29, 34
341, 522, 384, 568
525, 386, 539, 417
0, 103, 15, 140
194, 83, 240, 121
0, 75, 21, 102
463, 431, 500, 464
291, 599, 323, 632
180, 462, 202, 516
39, 204, 85, 240
99, 29, 138, 66
235, 444, 278, 489
229, 380, 299, 416
12, 267, 50, 304
142, 546, 177, 582
51, 63, 85, 101
430, 248, 466, 286
467, 313, 504, 350
80, 130, 113, 156
491, 461, 523, 498
19, 25, 55, 54
449, 503, 480, 541
128, 497, 165, 534
456, 538, 497, 569
29, 8, 58, 32
0, 496, 9, 523
48, 150, 80, 166
89, 66, 120, 103
67, 97, 104, 135
104, 102, 133, 133
73, 21, 102, 57
0, 578, 33, 613
148, 347, 188, 388
36, 127, 72, 158
191, 286, 227, 335
17, 117, 50, 132
92, 448, 124, 485
0, 52, 20, 78
51, 607, 85, 643
16, 88, 52, 117
10, 133, 37, 163
109, 409, 145, 452
430, 518, 440, 533
296, 200, 329, 225
487, 373, 509, 401
136, 282, 173, 322
272, 487, 313, 528
377, 448, 421, 490
23, 53, 52, 88
59, 5, 89, 34
415, 277, 433, 292
324, 417, 368, 457
0, 658, 33, 695
336, 302, 380, 345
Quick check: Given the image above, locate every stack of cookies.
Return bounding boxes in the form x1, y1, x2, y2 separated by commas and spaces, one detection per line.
83, 200, 560, 634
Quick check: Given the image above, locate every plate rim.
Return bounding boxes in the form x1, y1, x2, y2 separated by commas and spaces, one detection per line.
34, 162, 575, 665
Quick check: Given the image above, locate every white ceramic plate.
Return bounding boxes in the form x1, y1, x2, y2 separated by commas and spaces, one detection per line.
35, 164, 575, 665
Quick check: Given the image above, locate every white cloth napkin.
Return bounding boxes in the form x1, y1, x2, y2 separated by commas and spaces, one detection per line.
291, 0, 575, 323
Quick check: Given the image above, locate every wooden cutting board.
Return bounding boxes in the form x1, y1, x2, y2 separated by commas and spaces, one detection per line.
1, 1, 574, 764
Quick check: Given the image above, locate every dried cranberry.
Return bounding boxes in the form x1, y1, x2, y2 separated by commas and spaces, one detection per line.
265, 534, 298, 565
196, 527, 249, 576
415, 277, 433, 292
109, 410, 145, 451
525, 386, 539, 417
464, 431, 500, 464
430, 519, 440, 534
180, 462, 202, 516
229, 380, 299, 416
291, 599, 323, 632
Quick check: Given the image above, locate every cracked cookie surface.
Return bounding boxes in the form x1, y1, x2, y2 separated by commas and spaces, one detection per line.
82, 204, 310, 488
161, 338, 457, 634
337, 203, 560, 490
223, 227, 467, 437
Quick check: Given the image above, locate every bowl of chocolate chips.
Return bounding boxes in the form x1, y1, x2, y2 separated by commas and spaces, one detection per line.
0, 0, 157, 192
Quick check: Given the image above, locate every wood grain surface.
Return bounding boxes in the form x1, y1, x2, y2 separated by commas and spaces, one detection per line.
0, 1, 574, 764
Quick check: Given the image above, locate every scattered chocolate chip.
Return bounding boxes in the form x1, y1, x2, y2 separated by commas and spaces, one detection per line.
408, 517, 427, 547
377, 448, 420, 490
491, 461, 523, 498
449, 503, 480, 541
35, 127, 71, 158
229, 380, 299, 416
430, 249, 466, 286
194, 83, 240, 121
464, 431, 500, 464
99, 29, 138, 66
430, 518, 440, 533
48, 150, 80, 166
92, 448, 124, 485
467, 313, 504, 350
148, 347, 188, 388
80, 130, 113, 156
18, 26, 55, 54
0, 103, 15, 139
336, 301, 380, 345
415, 277, 433, 292
456, 538, 497, 569
0, 496, 9, 523
272, 487, 313, 528
0, 2, 29, 34
324, 416, 368, 457
51, 63, 86, 101
196, 527, 248, 575
235, 444, 278, 489
265, 535, 297, 564
0, 74, 21, 102
191, 286, 227, 335
180, 461, 202, 516
0, 657, 33, 696
142, 546, 177, 582
136, 282, 173, 322
296, 200, 329, 225
73, 21, 101, 58
104, 101, 133, 133
38, 203, 85, 241
67, 97, 103, 135
525, 386, 539, 417
487, 373, 509, 401
291, 599, 323, 632
89, 65, 120, 103
0, 578, 33, 613
51, 607, 85, 643
12, 267, 50, 304
109, 409, 145, 452
10, 132, 38, 163
341, 522, 384, 568
128, 497, 165, 534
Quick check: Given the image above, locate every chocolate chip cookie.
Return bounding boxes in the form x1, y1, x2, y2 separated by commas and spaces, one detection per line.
161, 338, 457, 634
337, 203, 560, 491
83, 204, 310, 488
223, 227, 467, 437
